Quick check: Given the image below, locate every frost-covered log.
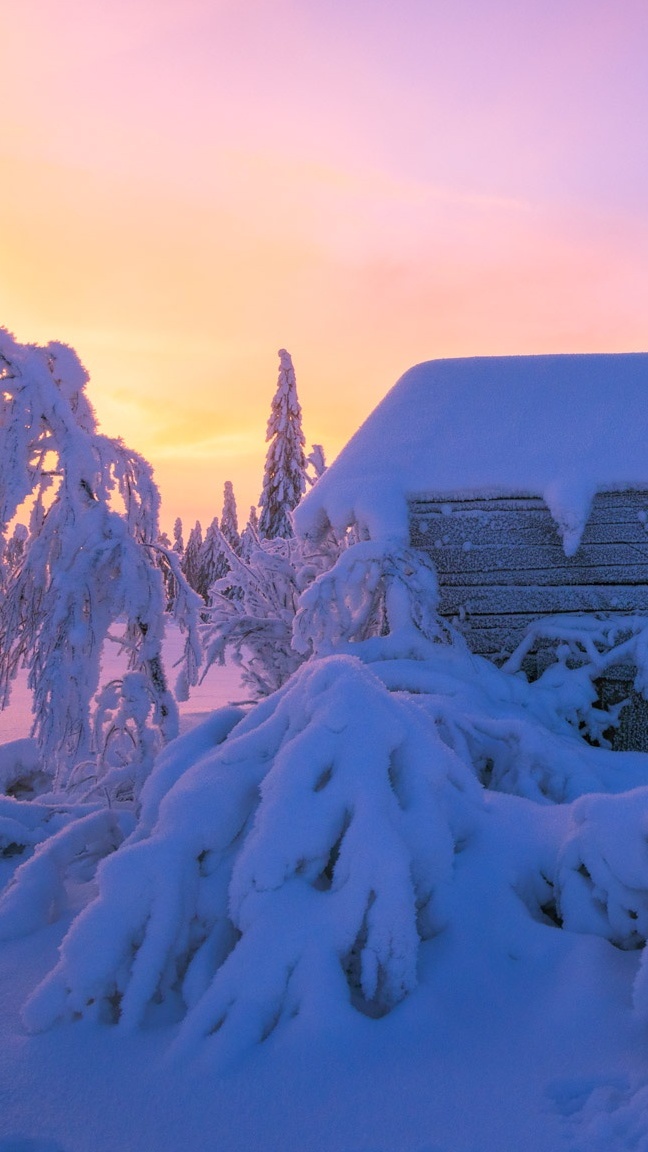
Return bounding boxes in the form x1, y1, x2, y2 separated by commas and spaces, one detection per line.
21, 656, 478, 1059
0, 329, 202, 787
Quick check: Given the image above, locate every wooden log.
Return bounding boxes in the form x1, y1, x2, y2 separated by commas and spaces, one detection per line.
439, 584, 648, 616
410, 490, 648, 522
439, 565, 648, 588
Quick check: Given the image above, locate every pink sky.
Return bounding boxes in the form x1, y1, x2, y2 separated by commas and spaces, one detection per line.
2, 0, 647, 530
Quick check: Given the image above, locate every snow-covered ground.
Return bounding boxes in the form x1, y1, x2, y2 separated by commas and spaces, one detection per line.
3, 637, 648, 1151
0, 872, 646, 1152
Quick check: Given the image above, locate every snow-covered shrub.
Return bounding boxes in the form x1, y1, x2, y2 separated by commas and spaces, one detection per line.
0, 739, 49, 799
66, 673, 164, 804
20, 656, 478, 1058
555, 789, 648, 951
293, 540, 442, 659
0, 329, 201, 786
504, 613, 648, 747
368, 642, 648, 804
202, 527, 343, 698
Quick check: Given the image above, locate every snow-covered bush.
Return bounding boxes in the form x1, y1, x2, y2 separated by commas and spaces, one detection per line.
293, 540, 442, 659
202, 527, 344, 698
19, 656, 479, 1058
555, 789, 648, 952
0, 329, 201, 788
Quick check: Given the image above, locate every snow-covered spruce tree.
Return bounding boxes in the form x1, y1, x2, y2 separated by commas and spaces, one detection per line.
193, 517, 228, 604
220, 480, 240, 552
172, 517, 184, 557
0, 329, 201, 789
181, 520, 203, 594
239, 506, 260, 561
258, 349, 307, 539
17, 655, 479, 1058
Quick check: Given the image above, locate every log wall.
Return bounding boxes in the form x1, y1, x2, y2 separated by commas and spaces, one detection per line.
409, 490, 648, 665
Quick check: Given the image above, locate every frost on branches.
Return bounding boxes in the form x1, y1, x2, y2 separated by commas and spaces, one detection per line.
0, 329, 201, 792
202, 532, 308, 698
258, 349, 307, 539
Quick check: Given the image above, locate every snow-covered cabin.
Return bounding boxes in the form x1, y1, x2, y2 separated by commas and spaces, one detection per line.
296, 354, 648, 746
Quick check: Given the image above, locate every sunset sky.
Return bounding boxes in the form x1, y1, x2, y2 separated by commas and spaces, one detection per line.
2, 0, 647, 530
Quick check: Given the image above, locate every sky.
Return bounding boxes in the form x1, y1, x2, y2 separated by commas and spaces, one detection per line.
1, 0, 647, 530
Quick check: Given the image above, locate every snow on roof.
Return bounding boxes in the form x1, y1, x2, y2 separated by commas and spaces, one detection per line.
295, 353, 648, 555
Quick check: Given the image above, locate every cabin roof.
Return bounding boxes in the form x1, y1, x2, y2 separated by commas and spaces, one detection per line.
295, 353, 648, 554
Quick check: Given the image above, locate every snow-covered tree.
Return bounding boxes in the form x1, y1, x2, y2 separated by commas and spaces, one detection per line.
0, 329, 201, 787
1, 522, 28, 585
195, 517, 229, 603
239, 506, 260, 561
258, 349, 307, 539
181, 520, 203, 594
172, 517, 184, 557
17, 656, 478, 1056
293, 540, 443, 661
203, 534, 306, 697
220, 480, 240, 553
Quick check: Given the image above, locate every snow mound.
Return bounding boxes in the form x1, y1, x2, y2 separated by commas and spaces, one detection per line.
295, 353, 648, 554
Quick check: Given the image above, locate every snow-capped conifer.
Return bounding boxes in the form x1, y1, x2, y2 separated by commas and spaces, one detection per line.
172, 517, 184, 556
182, 520, 203, 593
258, 349, 307, 539
239, 506, 260, 561
220, 481, 240, 553
196, 517, 229, 602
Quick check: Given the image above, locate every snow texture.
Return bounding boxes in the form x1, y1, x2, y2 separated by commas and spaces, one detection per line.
295, 353, 648, 555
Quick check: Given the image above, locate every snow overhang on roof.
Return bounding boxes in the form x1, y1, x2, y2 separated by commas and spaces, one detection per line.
294, 353, 648, 556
